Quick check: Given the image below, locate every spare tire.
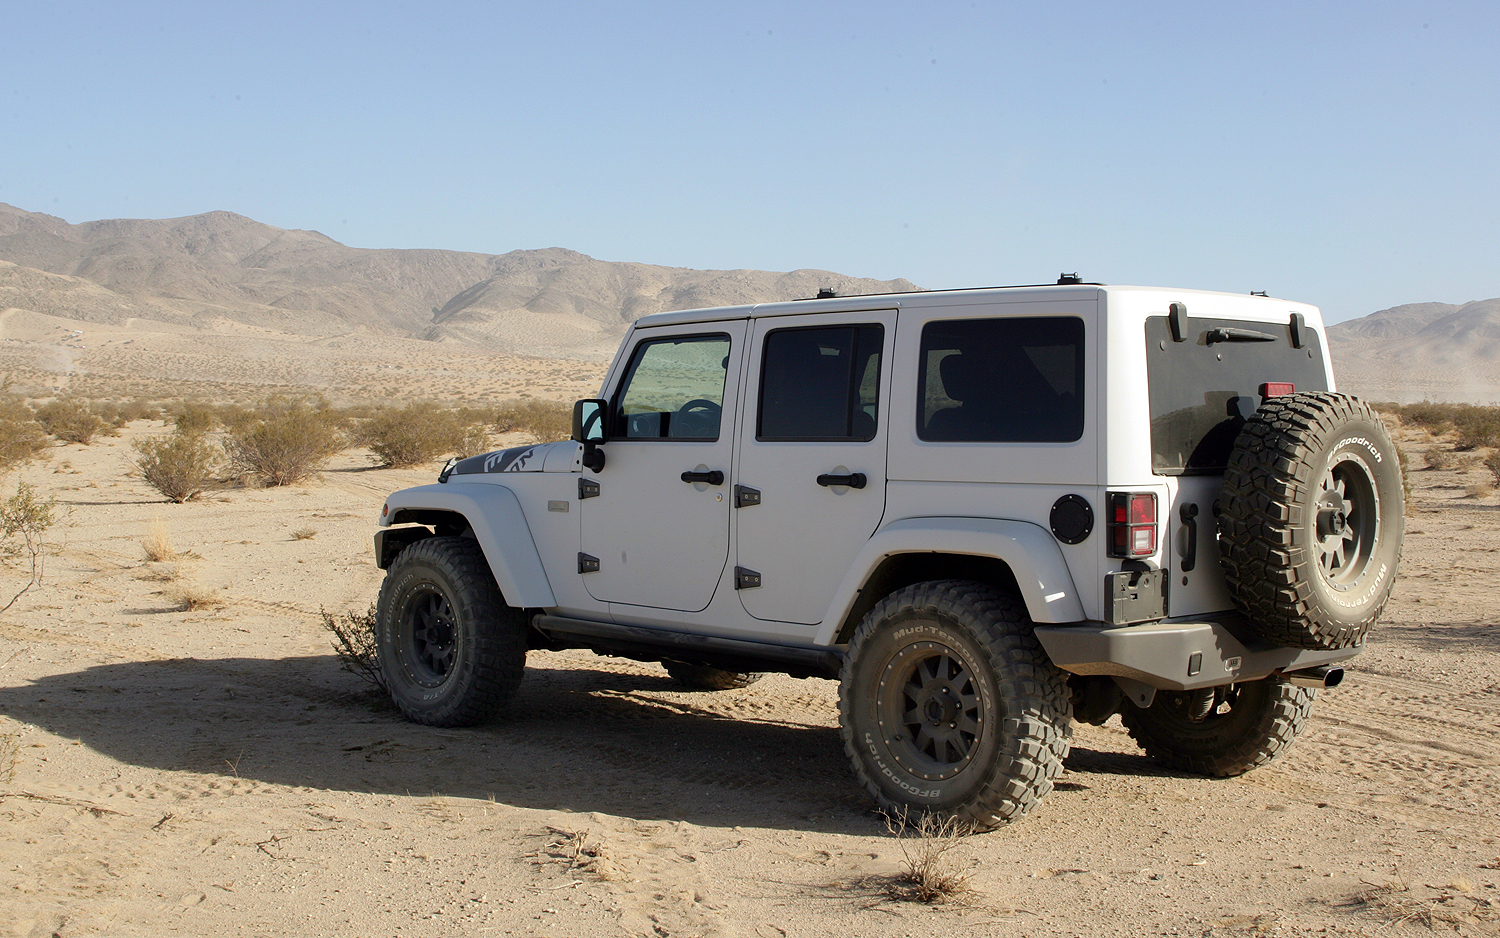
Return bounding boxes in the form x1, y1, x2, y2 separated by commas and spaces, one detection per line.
1218, 392, 1403, 650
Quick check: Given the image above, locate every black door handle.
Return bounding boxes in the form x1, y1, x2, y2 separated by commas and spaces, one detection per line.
816, 472, 867, 489
1180, 502, 1199, 572
681, 469, 725, 485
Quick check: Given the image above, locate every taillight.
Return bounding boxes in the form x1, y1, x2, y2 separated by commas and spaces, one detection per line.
1107, 492, 1157, 558
1260, 382, 1294, 398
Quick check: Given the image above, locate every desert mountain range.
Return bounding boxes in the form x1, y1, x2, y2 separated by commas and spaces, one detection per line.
0, 202, 1496, 402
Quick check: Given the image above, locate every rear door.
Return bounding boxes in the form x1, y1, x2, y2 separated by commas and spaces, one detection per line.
733, 311, 894, 625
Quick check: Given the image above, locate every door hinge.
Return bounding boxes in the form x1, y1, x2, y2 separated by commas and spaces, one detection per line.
734, 567, 762, 590
577, 552, 600, 574
734, 485, 761, 508
578, 478, 600, 499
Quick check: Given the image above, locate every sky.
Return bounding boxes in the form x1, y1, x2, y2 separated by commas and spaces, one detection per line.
2, 0, 1496, 324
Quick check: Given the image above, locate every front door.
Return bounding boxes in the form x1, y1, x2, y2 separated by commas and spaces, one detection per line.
734, 311, 894, 624
579, 322, 746, 612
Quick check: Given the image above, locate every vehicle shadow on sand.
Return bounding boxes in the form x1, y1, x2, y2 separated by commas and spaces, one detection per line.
0, 653, 882, 834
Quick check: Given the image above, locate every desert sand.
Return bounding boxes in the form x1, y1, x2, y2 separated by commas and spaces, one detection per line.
0, 400, 1498, 936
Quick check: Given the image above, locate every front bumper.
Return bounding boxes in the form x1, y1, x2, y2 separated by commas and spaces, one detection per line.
1033, 616, 1361, 693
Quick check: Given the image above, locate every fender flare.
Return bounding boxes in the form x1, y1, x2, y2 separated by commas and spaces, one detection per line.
380, 483, 556, 608
812, 517, 1085, 646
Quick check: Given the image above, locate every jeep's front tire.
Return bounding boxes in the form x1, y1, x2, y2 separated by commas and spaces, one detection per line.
1219, 392, 1404, 650
376, 536, 526, 727
1121, 677, 1316, 776
838, 580, 1073, 831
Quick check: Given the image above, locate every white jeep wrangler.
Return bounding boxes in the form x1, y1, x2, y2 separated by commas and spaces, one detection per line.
373, 279, 1403, 829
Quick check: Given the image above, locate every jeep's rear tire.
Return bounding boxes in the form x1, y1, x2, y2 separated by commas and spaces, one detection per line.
376, 536, 527, 727
1121, 677, 1316, 776
1219, 392, 1403, 650
662, 662, 764, 690
838, 580, 1073, 831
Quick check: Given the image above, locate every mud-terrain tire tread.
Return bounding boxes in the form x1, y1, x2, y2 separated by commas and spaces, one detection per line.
662, 662, 765, 690
1219, 392, 1403, 650
376, 536, 527, 727
838, 580, 1073, 831
1121, 678, 1316, 776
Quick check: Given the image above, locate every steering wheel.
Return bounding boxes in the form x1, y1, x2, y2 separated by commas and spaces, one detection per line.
673, 399, 722, 438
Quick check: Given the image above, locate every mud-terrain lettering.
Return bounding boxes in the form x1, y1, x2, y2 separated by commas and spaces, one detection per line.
1331, 561, 1389, 608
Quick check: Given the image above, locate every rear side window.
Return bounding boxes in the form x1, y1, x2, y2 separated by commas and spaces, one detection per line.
758, 324, 883, 441
917, 317, 1085, 442
1145, 316, 1328, 474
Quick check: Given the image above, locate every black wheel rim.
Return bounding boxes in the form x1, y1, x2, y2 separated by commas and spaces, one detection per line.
401, 587, 457, 686
876, 641, 984, 781
1314, 452, 1380, 590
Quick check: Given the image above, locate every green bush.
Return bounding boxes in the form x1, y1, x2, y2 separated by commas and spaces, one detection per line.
493, 399, 571, 443
224, 397, 344, 485
34, 398, 107, 444
360, 402, 488, 468
172, 401, 219, 434
0, 481, 57, 611
134, 429, 222, 502
0, 402, 49, 473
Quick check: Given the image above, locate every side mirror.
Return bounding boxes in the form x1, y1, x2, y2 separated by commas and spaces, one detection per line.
572, 399, 608, 472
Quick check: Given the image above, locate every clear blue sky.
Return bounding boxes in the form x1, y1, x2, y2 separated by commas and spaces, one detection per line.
3, 0, 1496, 323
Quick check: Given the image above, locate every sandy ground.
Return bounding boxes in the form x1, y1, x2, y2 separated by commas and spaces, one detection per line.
1, 417, 1498, 938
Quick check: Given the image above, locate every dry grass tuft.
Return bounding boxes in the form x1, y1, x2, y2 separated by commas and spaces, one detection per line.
142, 519, 177, 562
165, 583, 224, 611
1466, 481, 1496, 499
874, 810, 977, 905
543, 826, 612, 878
291, 527, 318, 540
1343, 872, 1498, 932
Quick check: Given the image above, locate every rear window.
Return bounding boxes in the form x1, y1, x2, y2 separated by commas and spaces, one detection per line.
917, 317, 1084, 442
1146, 315, 1328, 474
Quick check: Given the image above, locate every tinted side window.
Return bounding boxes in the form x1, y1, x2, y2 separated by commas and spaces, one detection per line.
758, 325, 883, 441
614, 334, 731, 440
917, 317, 1084, 442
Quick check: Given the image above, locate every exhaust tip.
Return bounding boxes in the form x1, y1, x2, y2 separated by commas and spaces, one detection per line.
1286, 665, 1344, 688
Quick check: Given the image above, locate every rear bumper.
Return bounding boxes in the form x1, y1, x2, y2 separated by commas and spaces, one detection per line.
1033, 616, 1361, 692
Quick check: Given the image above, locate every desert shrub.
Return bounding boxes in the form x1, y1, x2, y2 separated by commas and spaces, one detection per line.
1395, 402, 1500, 450
172, 400, 219, 434
1425, 448, 1456, 471
493, 399, 571, 443
0, 402, 50, 473
455, 422, 493, 458
224, 397, 344, 486
1485, 451, 1500, 486
1, 481, 57, 612
1453, 407, 1500, 450
322, 605, 385, 691
360, 402, 484, 468
34, 398, 107, 444
117, 397, 161, 423
134, 429, 222, 502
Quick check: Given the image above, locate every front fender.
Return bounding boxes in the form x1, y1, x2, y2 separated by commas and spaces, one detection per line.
380, 483, 556, 608
812, 517, 1086, 646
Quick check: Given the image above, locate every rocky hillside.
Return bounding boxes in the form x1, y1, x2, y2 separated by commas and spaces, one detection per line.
1328, 299, 1500, 403
0, 203, 919, 358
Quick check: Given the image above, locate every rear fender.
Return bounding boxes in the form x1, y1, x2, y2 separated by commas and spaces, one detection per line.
380, 483, 556, 608
812, 517, 1085, 646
